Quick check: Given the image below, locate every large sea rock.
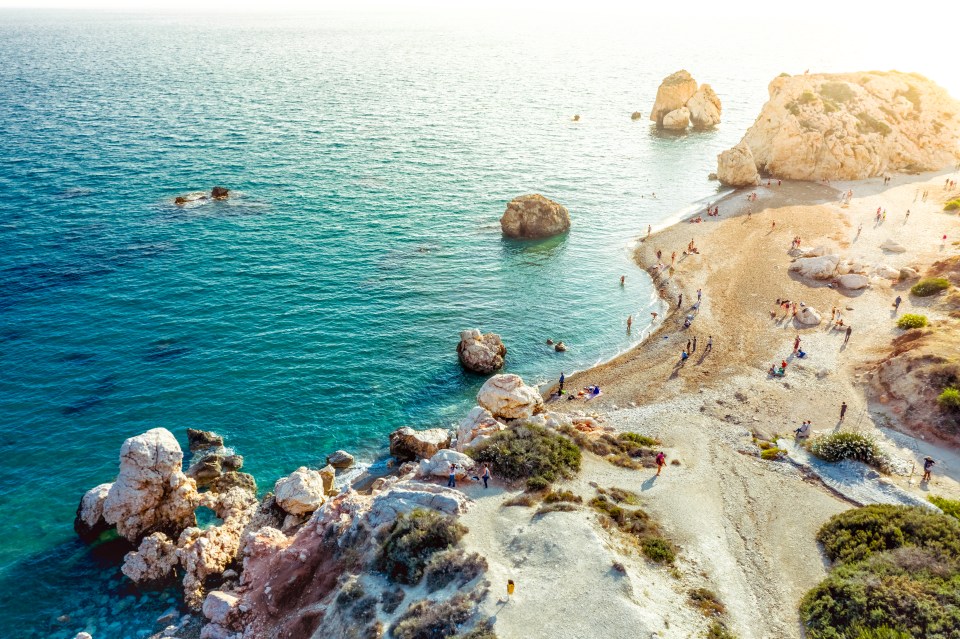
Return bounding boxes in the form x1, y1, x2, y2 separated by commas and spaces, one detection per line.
717, 141, 760, 186
102, 428, 199, 543
457, 329, 507, 374
500, 194, 571, 239
649, 70, 699, 126
687, 84, 722, 129
662, 106, 691, 130
476, 373, 543, 420
716, 71, 960, 182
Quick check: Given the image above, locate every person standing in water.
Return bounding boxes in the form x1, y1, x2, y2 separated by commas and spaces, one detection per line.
620, 275, 625, 286
627, 315, 633, 331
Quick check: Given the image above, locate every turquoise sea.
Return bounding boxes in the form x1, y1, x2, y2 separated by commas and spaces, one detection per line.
0, 10, 954, 638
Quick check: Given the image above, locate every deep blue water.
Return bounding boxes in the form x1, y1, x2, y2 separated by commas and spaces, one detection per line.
1, 10, 955, 638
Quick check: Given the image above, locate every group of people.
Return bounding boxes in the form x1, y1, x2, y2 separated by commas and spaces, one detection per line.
790, 235, 803, 250
945, 178, 957, 190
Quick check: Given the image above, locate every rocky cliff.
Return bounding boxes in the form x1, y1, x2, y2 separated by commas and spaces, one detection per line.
716, 71, 960, 185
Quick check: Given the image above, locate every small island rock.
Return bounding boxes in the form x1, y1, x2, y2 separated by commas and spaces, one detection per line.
210, 186, 229, 200
457, 329, 507, 374
650, 70, 698, 126
500, 194, 571, 240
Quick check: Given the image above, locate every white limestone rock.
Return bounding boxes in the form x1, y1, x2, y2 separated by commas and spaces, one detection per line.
687, 84, 722, 128
457, 329, 507, 374
389, 427, 451, 462
839, 273, 870, 289
662, 107, 691, 130
274, 467, 326, 515
789, 255, 841, 280
649, 70, 698, 125
476, 374, 544, 421
716, 141, 760, 187
455, 406, 505, 452
418, 449, 477, 478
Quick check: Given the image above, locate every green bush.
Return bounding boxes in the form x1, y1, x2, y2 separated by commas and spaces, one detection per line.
760, 447, 786, 460
560, 427, 658, 469
944, 199, 960, 211
810, 433, 888, 470
503, 492, 539, 507
706, 621, 738, 639
619, 432, 660, 447
423, 548, 488, 592
801, 505, 960, 639
799, 90, 818, 104
525, 476, 550, 491
455, 621, 498, 639
380, 587, 405, 614
378, 509, 467, 584
820, 82, 856, 103
911, 277, 950, 297
689, 587, 726, 616
929, 495, 960, 521
535, 502, 578, 516
391, 593, 476, 639
641, 536, 676, 564
542, 489, 582, 504
938, 387, 960, 410
896, 313, 928, 329
469, 424, 581, 485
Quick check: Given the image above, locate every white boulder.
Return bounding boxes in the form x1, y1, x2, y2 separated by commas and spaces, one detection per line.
476, 374, 544, 421
455, 406, 505, 451
789, 255, 840, 280
687, 84, 722, 129
796, 307, 822, 325
457, 329, 507, 374
880, 239, 907, 253
389, 427, 452, 462
716, 141, 760, 187
274, 467, 326, 515
661, 107, 691, 130
650, 70, 698, 125
839, 273, 870, 289
418, 449, 477, 478
203, 591, 239, 626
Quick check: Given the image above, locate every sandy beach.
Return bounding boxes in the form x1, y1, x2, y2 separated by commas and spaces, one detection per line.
463, 169, 960, 639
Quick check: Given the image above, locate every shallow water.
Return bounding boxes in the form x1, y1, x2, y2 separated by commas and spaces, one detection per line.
0, 10, 955, 638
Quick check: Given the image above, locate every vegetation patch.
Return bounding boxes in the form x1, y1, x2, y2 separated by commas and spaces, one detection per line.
469, 424, 580, 488
799, 90, 818, 104
939, 387, 960, 411
590, 494, 676, 564
542, 489, 582, 504
929, 495, 960, 521
911, 277, 950, 297
760, 447, 786, 461
503, 492, 539, 507
424, 548, 488, 592
560, 427, 660, 469
800, 505, 960, 639
945, 199, 960, 211
378, 509, 467, 585
819, 81, 856, 103
689, 587, 726, 617
535, 502, 578, 516
706, 621, 738, 639
896, 313, 927, 329
596, 486, 641, 505
454, 621, 498, 639
390, 592, 479, 639
896, 84, 922, 110
856, 111, 892, 136
809, 432, 888, 470
380, 586, 405, 614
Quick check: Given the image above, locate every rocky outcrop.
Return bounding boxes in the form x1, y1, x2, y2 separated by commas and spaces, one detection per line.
187, 428, 224, 452
790, 255, 841, 280
455, 406, 505, 451
457, 329, 507, 374
716, 71, 960, 182
211, 187, 229, 200
273, 467, 327, 515
500, 194, 571, 239
662, 107, 690, 130
717, 141, 760, 186
326, 450, 354, 469
102, 428, 199, 543
121, 531, 179, 583
797, 307, 822, 326
687, 84, 722, 129
319, 465, 336, 494
389, 427, 451, 462
418, 449, 476, 478
476, 373, 543, 420
74, 482, 113, 542
650, 70, 699, 125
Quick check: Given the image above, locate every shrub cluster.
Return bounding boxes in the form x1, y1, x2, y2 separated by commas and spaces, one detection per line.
929, 495, 960, 521
910, 277, 950, 297
468, 424, 581, 489
591, 494, 676, 564
706, 621, 738, 639
689, 587, 726, 617
809, 432, 888, 470
561, 428, 660, 470
938, 387, 960, 410
896, 313, 927, 329
800, 505, 960, 638
819, 82, 856, 103
378, 509, 467, 584
943, 199, 960, 211
390, 593, 477, 639
423, 548, 488, 592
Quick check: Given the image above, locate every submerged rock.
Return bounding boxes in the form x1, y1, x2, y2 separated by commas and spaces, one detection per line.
326, 450, 354, 469
500, 194, 571, 239
389, 427, 452, 462
210, 186, 230, 200
187, 428, 224, 452
476, 374, 544, 420
457, 329, 507, 374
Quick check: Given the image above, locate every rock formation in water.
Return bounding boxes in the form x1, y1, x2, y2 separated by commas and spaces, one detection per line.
500, 194, 571, 239
210, 186, 229, 200
649, 70, 721, 130
476, 373, 544, 420
457, 329, 507, 374
716, 71, 960, 184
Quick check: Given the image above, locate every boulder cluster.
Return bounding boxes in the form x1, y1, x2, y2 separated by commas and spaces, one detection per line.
787, 244, 914, 291
716, 71, 960, 186
649, 70, 722, 130
174, 186, 230, 206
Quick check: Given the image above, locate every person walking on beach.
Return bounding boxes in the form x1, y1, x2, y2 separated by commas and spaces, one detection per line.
686, 339, 691, 352
680, 350, 689, 365
558, 372, 565, 395
480, 464, 491, 489
647, 224, 652, 238
655, 451, 666, 476
697, 288, 702, 302
793, 335, 801, 354
844, 326, 852, 344
705, 336, 713, 352
692, 336, 697, 352
922, 456, 936, 482
671, 251, 676, 265
678, 293, 683, 308
839, 402, 848, 422
905, 210, 910, 222
447, 463, 457, 488
894, 295, 902, 312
